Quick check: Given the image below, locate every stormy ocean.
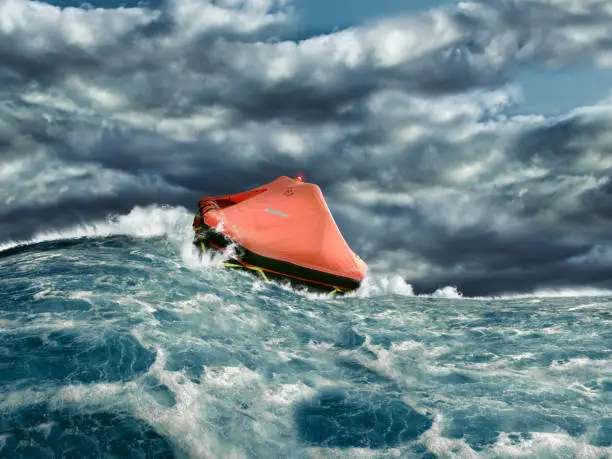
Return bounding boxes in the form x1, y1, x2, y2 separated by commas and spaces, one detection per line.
1, 206, 611, 459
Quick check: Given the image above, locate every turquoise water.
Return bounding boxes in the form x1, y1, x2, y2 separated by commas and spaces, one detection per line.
1, 206, 611, 458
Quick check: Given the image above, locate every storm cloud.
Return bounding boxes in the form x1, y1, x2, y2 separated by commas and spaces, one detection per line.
1, 0, 612, 295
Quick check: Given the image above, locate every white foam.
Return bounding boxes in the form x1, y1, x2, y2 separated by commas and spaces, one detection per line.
180, 238, 237, 270
141, 359, 253, 458
489, 431, 612, 458
165, 294, 223, 316
568, 382, 600, 398
355, 341, 416, 386
0, 204, 192, 253
306, 446, 405, 458
390, 340, 452, 358
262, 382, 315, 406
426, 285, 612, 301
355, 274, 415, 297
49, 349, 246, 458
550, 357, 612, 371
33, 288, 54, 300
430, 285, 464, 299
53, 382, 132, 408
509, 352, 537, 361
540, 326, 568, 335
114, 296, 157, 314
568, 302, 608, 311
201, 366, 262, 388
353, 271, 612, 301
306, 340, 334, 351
494, 287, 612, 300
0, 387, 55, 412
421, 416, 479, 458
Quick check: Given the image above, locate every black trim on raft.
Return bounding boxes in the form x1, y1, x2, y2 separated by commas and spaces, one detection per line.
193, 224, 361, 294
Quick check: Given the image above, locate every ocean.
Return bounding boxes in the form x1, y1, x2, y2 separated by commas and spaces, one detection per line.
1, 206, 611, 458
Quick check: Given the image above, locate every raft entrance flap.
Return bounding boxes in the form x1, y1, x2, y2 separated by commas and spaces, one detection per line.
202, 187, 268, 210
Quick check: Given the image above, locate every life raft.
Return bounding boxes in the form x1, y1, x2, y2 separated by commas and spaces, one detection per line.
192, 176, 367, 294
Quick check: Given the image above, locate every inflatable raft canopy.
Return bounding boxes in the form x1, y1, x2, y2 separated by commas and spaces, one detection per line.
192, 176, 367, 293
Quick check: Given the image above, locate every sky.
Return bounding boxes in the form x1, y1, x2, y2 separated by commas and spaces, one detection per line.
1, 0, 612, 295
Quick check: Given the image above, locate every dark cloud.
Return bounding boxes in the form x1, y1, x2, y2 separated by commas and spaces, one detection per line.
583, 177, 612, 220
513, 115, 612, 166
1, 0, 612, 295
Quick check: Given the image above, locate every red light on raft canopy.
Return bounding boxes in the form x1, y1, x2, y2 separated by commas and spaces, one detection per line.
294, 172, 306, 182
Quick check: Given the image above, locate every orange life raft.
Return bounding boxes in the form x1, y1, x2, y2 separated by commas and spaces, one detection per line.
192, 176, 367, 293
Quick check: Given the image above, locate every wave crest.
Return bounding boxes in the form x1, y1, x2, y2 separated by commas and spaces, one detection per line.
0, 205, 193, 253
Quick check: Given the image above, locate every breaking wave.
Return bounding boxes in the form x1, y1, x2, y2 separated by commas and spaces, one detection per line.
0, 205, 193, 253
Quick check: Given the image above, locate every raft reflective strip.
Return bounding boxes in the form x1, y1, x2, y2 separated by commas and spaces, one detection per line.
208, 240, 347, 292
265, 208, 288, 217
